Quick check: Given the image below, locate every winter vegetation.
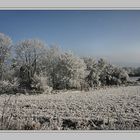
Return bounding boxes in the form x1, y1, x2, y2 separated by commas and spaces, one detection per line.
0, 86, 140, 130
0, 33, 130, 94
0, 32, 140, 130
123, 67, 140, 77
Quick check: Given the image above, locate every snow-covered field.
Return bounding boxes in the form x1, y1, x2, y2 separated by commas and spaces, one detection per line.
0, 86, 140, 130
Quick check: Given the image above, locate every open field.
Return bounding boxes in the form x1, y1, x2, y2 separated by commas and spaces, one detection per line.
0, 86, 140, 130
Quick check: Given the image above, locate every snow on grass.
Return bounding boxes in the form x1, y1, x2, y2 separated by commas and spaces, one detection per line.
0, 86, 140, 130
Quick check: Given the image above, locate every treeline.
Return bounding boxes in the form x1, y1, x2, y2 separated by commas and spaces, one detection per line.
123, 67, 140, 77
0, 33, 129, 94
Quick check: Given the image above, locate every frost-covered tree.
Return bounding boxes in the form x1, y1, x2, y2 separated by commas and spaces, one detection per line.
124, 67, 140, 77
0, 33, 12, 80
84, 57, 129, 87
52, 52, 86, 89
98, 59, 129, 86
99, 64, 114, 85
97, 58, 108, 73
83, 57, 101, 88
40, 45, 62, 87
97, 59, 113, 86
123, 67, 135, 76
14, 39, 47, 89
112, 67, 129, 84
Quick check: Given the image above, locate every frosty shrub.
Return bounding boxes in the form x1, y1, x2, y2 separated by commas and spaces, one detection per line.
86, 69, 101, 88
40, 46, 62, 88
98, 60, 129, 86
112, 67, 129, 84
84, 57, 129, 88
124, 67, 140, 77
15, 56, 52, 94
83, 57, 101, 88
99, 62, 115, 86
0, 80, 18, 94
40, 77, 52, 94
31, 74, 52, 94
52, 52, 86, 90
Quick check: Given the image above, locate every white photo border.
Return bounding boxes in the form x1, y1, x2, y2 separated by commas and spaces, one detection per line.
0, 0, 140, 140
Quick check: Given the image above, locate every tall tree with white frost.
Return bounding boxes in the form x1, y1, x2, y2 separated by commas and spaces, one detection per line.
53, 52, 86, 89
40, 46, 62, 87
83, 57, 101, 88
15, 39, 46, 89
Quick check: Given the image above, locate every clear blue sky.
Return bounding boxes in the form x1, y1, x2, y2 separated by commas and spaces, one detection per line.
0, 10, 140, 67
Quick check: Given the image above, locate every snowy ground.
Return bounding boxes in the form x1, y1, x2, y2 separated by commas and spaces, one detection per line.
0, 85, 140, 130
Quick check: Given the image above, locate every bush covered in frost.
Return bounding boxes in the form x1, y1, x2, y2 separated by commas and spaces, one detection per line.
31, 74, 52, 94
52, 52, 86, 90
84, 57, 129, 88
0, 80, 19, 94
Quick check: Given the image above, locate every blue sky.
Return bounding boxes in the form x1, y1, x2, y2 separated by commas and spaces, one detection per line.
0, 10, 140, 67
